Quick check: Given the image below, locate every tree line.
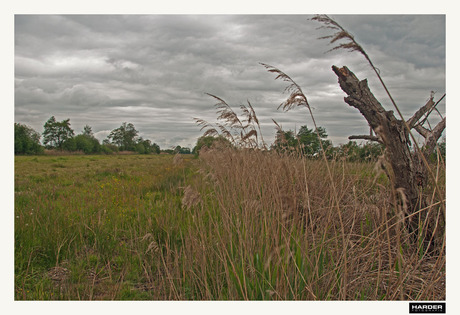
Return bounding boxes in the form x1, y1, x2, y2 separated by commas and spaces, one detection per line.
15, 116, 170, 155
272, 124, 386, 162
15, 116, 445, 162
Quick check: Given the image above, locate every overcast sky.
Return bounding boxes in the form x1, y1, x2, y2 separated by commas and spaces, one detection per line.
14, 14, 446, 149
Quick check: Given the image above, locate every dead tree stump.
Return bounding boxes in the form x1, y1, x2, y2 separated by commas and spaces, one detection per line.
332, 65, 445, 249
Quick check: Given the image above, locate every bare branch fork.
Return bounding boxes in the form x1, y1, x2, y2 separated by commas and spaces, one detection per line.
349, 93, 446, 151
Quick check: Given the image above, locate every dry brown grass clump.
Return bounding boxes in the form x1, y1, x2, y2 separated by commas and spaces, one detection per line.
179, 146, 445, 300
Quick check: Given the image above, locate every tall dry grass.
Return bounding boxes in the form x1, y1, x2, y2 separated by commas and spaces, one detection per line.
160, 144, 445, 300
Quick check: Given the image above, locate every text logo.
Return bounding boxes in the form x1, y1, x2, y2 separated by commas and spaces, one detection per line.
409, 303, 445, 314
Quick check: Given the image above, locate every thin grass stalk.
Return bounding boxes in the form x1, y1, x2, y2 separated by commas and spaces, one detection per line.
392, 225, 445, 300
159, 237, 180, 299
417, 152, 442, 257
279, 213, 310, 297
247, 101, 267, 149
280, 251, 296, 299
302, 156, 316, 246
374, 241, 383, 299
209, 211, 248, 300
419, 237, 446, 299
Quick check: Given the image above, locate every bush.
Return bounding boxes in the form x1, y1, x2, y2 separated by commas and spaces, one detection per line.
75, 135, 101, 154
75, 135, 93, 153
14, 123, 44, 155
62, 137, 77, 151
135, 143, 146, 154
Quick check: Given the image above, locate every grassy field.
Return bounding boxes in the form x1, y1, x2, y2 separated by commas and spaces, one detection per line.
14, 150, 445, 300
15, 154, 196, 300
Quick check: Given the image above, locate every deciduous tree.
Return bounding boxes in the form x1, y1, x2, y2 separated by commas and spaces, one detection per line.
42, 116, 75, 149
107, 122, 139, 151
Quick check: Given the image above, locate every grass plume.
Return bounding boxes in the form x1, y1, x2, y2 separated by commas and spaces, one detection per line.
193, 93, 265, 149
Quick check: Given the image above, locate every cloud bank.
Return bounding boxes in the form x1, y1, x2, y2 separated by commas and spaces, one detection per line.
15, 14, 446, 149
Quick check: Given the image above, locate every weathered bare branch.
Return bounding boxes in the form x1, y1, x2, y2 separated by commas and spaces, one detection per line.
414, 117, 446, 144
348, 135, 383, 144
418, 94, 446, 126
432, 117, 447, 140
332, 66, 391, 132
407, 96, 435, 128
407, 93, 445, 129
414, 125, 431, 138
424, 117, 446, 154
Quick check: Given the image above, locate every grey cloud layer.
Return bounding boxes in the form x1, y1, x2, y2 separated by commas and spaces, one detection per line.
15, 15, 446, 148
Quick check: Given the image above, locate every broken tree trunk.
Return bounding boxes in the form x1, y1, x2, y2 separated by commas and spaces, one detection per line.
332, 66, 445, 243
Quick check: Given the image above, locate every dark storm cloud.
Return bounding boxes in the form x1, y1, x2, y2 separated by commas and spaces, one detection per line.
15, 14, 446, 149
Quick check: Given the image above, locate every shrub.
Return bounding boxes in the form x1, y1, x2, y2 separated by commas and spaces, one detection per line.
14, 123, 44, 155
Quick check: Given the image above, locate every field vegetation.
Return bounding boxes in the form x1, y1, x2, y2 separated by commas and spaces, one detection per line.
14, 146, 445, 300
15, 154, 194, 299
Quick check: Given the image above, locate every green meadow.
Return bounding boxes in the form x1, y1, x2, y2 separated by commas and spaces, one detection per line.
15, 154, 196, 300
